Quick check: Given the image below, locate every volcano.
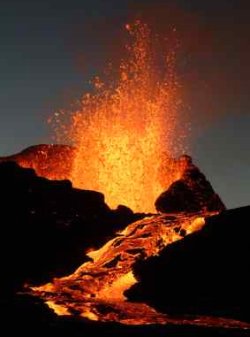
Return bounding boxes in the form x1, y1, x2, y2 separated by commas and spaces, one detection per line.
1, 20, 249, 337
0, 145, 249, 337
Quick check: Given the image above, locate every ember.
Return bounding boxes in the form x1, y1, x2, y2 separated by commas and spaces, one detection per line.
51, 21, 185, 212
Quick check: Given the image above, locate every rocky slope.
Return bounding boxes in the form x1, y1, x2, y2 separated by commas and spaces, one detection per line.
155, 155, 225, 213
0, 144, 75, 180
126, 206, 250, 323
0, 161, 143, 296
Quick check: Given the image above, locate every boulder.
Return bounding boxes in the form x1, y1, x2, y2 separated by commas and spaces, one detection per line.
155, 155, 225, 213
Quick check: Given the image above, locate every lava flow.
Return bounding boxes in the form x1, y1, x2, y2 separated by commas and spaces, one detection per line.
31, 213, 207, 324
30, 212, 250, 329
51, 20, 184, 213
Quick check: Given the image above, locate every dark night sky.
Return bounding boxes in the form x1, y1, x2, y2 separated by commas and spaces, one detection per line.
0, 0, 249, 208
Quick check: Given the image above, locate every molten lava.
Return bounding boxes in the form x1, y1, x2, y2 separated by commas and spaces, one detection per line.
31, 212, 250, 329
31, 213, 206, 323
52, 21, 184, 212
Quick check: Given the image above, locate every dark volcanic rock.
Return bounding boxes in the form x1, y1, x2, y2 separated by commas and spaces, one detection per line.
1, 146, 225, 214
155, 155, 225, 213
126, 206, 250, 322
0, 144, 75, 180
0, 161, 143, 296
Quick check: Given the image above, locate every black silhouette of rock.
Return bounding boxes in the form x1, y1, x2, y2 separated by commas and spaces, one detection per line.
126, 206, 250, 323
1, 146, 225, 215
155, 155, 225, 213
0, 161, 143, 297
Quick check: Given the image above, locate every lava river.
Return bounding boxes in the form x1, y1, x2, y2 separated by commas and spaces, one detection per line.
30, 212, 250, 330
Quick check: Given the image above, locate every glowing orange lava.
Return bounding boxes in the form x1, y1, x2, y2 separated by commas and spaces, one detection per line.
52, 21, 184, 212
31, 213, 208, 324
31, 212, 250, 329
